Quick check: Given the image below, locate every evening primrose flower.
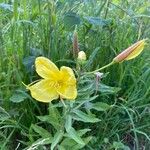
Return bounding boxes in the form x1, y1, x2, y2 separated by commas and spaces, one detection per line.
26, 57, 77, 102
113, 39, 146, 63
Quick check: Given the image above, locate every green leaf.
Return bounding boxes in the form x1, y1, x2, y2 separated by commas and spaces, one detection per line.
91, 102, 111, 111
60, 138, 78, 150
78, 82, 95, 96
57, 145, 66, 150
23, 56, 36, 73
48, 103, 61, 122
77, 129, 91, 136
73, 110, 100, 123
37, 115, 61, 130
84, 17, 112, 27
51, 130, 64, 150
99, 83, 121, 94
37, 103, 61, 130
31, 124, 52, 139
72, 136, 93, 150
10, 90, 28, 103
76, 95, 98, 103
65, 114, 72, 131
0, 107, 10, 121
66, 127, 85, 145
0, 3, 23, 12
60, 135, 92, 150
26, 138, 52, 149
63, 12, 81, 30
113, 141, 130, 150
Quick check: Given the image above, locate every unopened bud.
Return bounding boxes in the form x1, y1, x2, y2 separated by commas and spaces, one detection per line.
73, 28, 79, 58
77, 51, 86, 61
113, 39, 146, 63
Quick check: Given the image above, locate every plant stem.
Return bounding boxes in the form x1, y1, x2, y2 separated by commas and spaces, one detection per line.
104, 0, 110, 19
86, 61, 115, 75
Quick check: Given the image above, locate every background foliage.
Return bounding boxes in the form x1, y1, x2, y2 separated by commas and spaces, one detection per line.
0, 0, 150, 149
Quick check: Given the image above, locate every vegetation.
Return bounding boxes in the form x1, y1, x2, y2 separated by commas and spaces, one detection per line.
0, 0, 150, 149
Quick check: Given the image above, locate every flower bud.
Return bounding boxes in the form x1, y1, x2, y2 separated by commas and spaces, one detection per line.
73, 28, 79, 58
77, 51, 86, 61
113, 39, 146, 63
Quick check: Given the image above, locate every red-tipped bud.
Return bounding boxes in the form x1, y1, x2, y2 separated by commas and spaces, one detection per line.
113, 39, 146, 63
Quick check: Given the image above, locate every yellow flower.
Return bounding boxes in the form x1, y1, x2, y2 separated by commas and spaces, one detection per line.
26, 57, 77, 102
113, 39, 146, 63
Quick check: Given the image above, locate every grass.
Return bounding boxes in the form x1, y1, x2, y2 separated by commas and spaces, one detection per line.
0, 0, 150, 149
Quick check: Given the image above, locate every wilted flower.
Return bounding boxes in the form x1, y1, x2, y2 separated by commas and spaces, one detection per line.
77, 51, 86, 61
94, 72, 103, 95
113, 39, 146, 63
26, 57, 77, 102
94, 72, 104, 80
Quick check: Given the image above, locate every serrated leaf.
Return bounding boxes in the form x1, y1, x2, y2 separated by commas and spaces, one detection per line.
0, 107, 10, 121
10, 90, 28, 103
31, 124, 52, 139
60, 138, 78, 149
65, 114, 72, 131
51, 130, 64, 150
60, 135, 92, 150
37, 104, 61, 130
78, 82, 95, 96
37, 115, 61, 130
73, 110, 100, 123
66, 127, 85, 145
91, 102, 111, 111
78, 129, 91, 136
99, 83, 121, 94
76, 95, 98, 103
26, 138, 52, 149
48, 103, 61, 122
72, 136, 93, 150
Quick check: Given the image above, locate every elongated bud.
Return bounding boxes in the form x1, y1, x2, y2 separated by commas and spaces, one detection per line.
77, 51, 86, 61
113, 39, 146, 63
73, 27, 79, 58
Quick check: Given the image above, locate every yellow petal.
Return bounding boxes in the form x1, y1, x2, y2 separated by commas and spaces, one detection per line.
58, 66, 77, 99
60, 66, 76, 85
125, 39, 145, 60
27, 79, 59, 102
35, 57, 60, 79
57, 84, 77, 100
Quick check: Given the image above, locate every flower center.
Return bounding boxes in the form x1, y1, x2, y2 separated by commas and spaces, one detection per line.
54, 80, 64, 88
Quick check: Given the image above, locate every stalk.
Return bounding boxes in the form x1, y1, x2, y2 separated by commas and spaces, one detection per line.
86, 61, 115, 75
